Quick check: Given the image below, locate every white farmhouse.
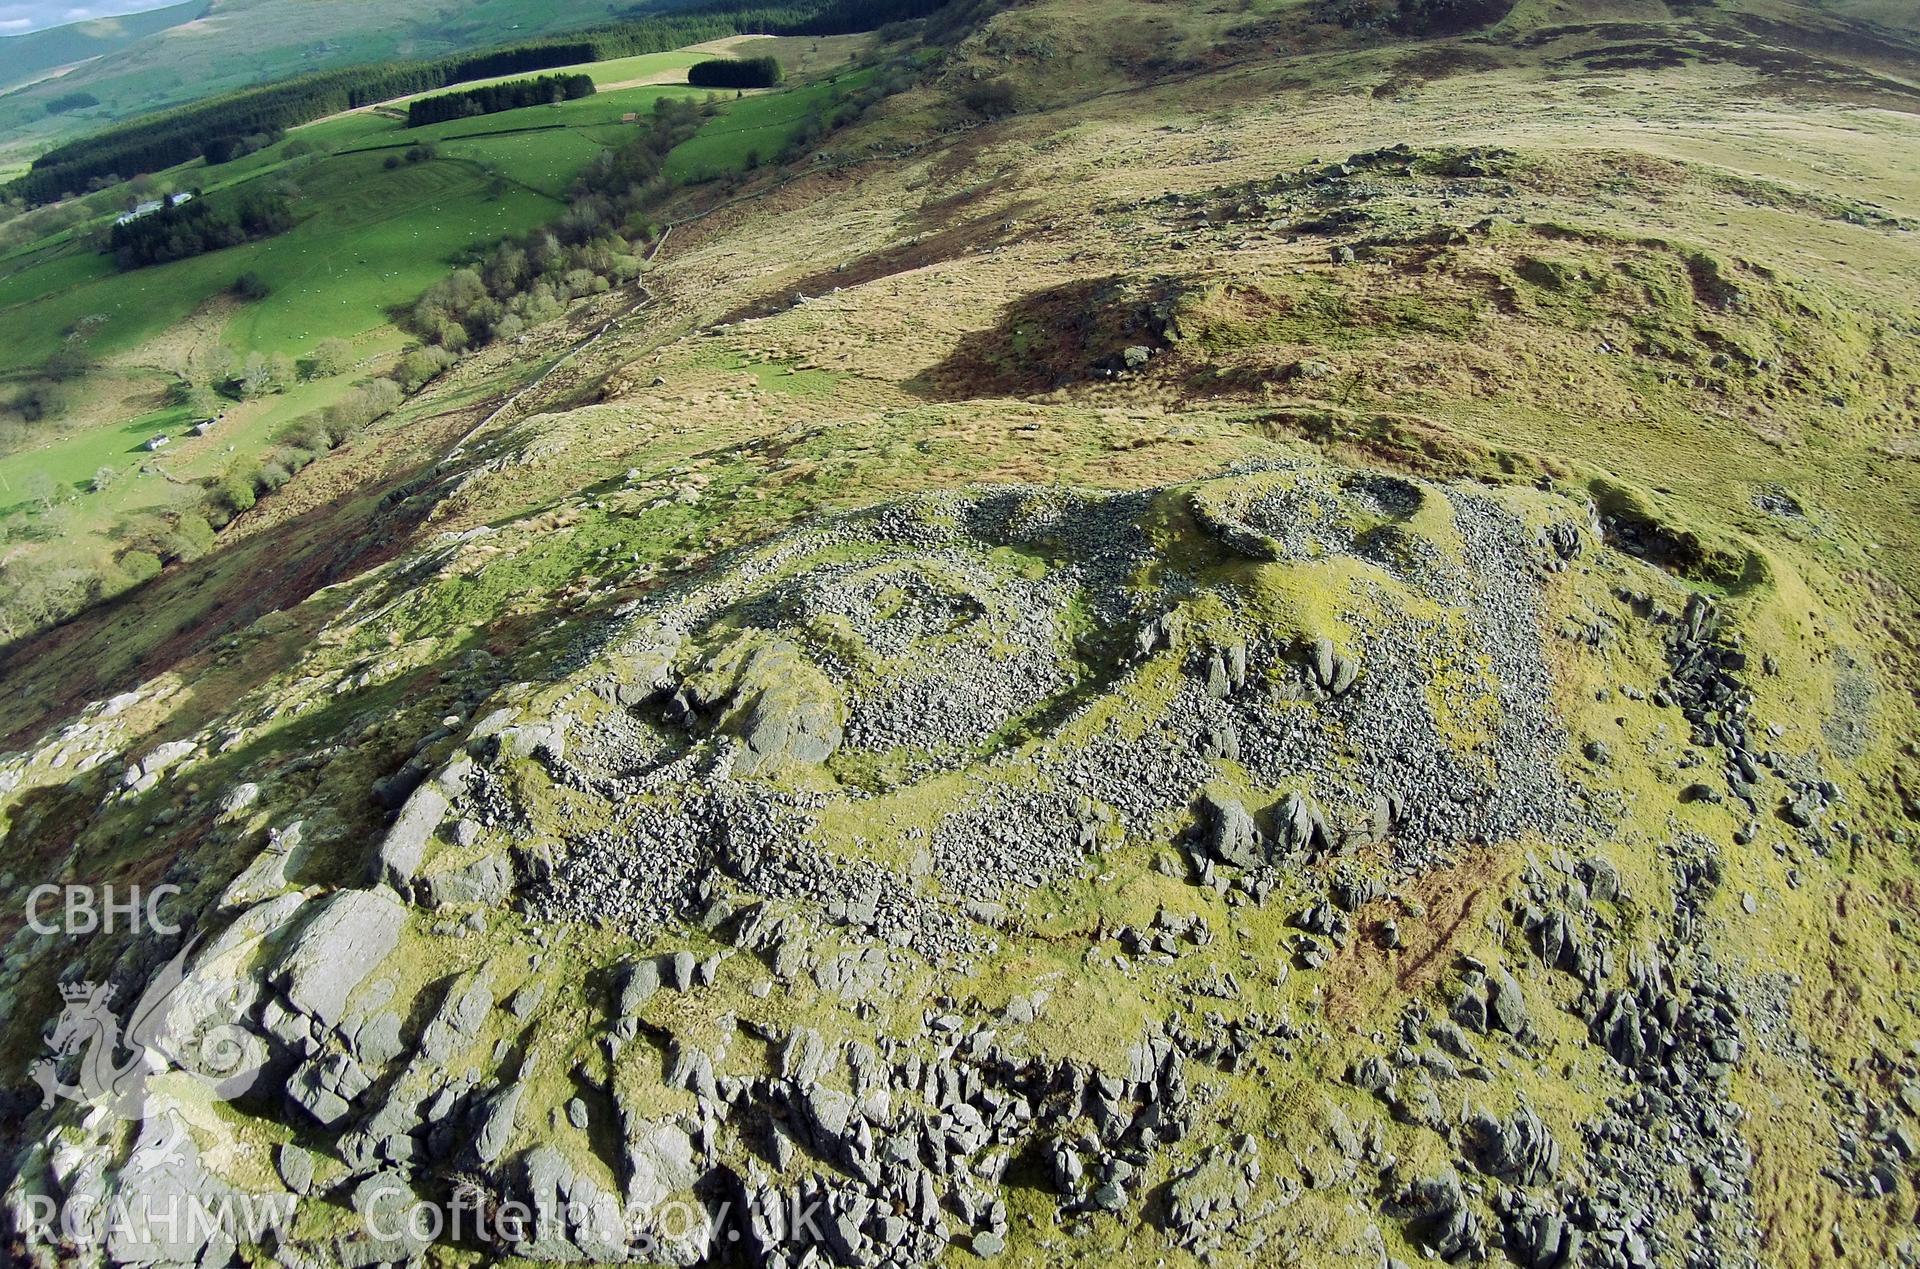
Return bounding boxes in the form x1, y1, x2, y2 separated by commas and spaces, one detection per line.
114, 191, 196, 227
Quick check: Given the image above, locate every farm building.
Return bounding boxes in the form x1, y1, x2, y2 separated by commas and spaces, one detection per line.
115, 191, 195, 227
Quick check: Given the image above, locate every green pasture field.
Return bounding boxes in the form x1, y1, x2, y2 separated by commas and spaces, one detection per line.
0, 325, 407, 518
665, 68, 877, 182
0, 81, 707, 374
0, 0, 645, 170
369, 46, 717, 109
0, 159, 553, 369
0, 401, 184, 504
0, 46, 867, 588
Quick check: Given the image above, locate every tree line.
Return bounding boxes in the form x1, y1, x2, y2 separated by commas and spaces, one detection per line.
404, 50, 922, 355
0, 0, 956, 646
687, 56, 784, 88
106, 188, 296, 269
9, 14, 737, 204
406, 96, 712, 352
44, 92, 100, 116
406, 74, 597, 127
8, 0, 950, 205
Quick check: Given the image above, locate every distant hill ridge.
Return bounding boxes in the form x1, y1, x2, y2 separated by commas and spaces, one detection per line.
0, 1, 209, 93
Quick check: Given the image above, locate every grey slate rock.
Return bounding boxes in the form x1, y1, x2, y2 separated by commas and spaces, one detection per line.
421, 970, 494, 1064
476, 1082, 524, 1164
276, 1143, 315, 1195
1272, 790, 1332, 859
352, 1009, 404, 1069
625, 1119, 700, 1206
270, 887, 406, 1030
1405, 1172, 1485, 1261
734, 678, 842, 776
1490, 971, 1529, 1036
1452, 983, 1488, 1034
508, 981, 547, 1020
424, 851, 510, 908
1204, 649, 1231, 700
289, 1066, 350, 1127
1468, 1102, 1561, 1186
621, 958, 661, 1015
1199, 722, 1241, 761
104, 1114, 240, 1266
1582, 856, 1621, 904
1199, 793, 1261, 869
1163, 1136, 1260, 1246
343, 1171, 432, 1265
371, 784, 448, 889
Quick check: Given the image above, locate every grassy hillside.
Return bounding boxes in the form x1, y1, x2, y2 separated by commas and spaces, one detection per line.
0, 3, 1917, 1267
0, 0, 656, 168
0, 42, 866, 375
0, 32, 877, 647
0, 84, 703, 369
0, 0, 207, 93
667, 62, 878, 178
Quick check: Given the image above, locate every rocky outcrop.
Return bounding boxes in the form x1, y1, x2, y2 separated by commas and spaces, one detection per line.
0, 465, 1867, 1269
371, 784, 448, 890
422, 851, 511, 908
688, 638, 845, 777
269, 887, 406, 1029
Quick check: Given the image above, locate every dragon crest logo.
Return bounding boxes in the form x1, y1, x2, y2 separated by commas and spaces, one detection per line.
31, 936, 268, 1122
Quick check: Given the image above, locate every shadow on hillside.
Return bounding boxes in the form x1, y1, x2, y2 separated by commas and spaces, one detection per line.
0, 407, 478, 753
905, 274, 1179, 401
0, 601, 551, 1150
